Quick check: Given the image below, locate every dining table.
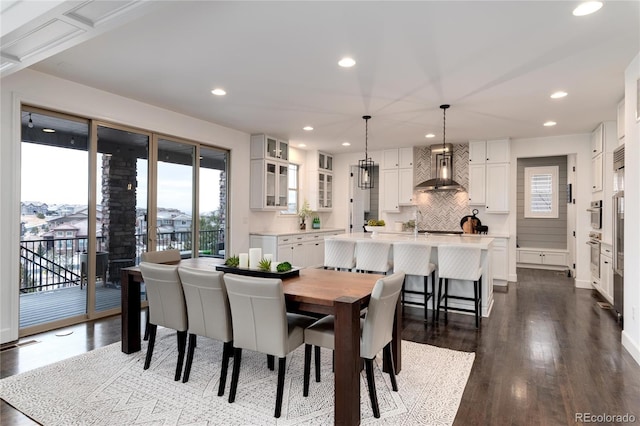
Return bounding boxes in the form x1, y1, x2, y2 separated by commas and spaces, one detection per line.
120, 257, 401, 426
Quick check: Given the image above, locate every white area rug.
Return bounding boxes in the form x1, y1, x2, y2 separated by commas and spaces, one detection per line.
1, 329, 474, 425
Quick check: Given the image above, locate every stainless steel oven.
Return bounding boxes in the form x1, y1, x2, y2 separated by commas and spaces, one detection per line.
587, 200, 602, 229
587, 231, 601, 279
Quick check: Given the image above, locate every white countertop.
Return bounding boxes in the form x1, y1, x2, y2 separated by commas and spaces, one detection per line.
250, 228, 345, 237
330, 232, 495, 249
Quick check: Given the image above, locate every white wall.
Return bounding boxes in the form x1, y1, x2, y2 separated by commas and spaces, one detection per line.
510, 134, 592, 288
621, 52, 640, 365
0, 69, 251, 343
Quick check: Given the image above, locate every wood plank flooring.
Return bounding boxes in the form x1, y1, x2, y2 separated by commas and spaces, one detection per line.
2, 268, 639, 425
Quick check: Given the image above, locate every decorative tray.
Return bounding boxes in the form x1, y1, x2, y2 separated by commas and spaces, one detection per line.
215, 265, 300, 279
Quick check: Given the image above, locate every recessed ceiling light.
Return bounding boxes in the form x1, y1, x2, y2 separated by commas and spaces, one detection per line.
42, 128, 56, 133
211, 88, 226, 96
543, 121, 557, 127
573, 1, 603, 16
303, 126, 313, 131
342, 142, 351, 146
298, 143, 306, 148
338, 57, 356, 68
550, 91, 568, 99
425, 133, 435, 138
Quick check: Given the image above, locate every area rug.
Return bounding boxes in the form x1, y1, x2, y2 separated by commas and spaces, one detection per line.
0, 329, 475, 425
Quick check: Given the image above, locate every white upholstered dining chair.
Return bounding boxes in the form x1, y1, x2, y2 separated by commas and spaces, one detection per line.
178, 266, 233, 395
302, 271, 405, 418
223, 273, 317, 418
139, 261, 188, 381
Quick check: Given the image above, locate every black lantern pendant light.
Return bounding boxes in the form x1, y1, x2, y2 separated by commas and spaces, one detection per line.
358, 115, 374, 189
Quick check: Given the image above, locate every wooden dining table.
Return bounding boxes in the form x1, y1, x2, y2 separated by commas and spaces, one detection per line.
120, 258, 401, 426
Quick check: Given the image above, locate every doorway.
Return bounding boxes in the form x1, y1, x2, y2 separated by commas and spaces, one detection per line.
349, 165, 379, 232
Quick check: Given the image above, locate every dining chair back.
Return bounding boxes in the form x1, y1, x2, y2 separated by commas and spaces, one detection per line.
223, 273, 316, 418
139, 261, 188, 381
178, 266, 233, 393
141, 249, 181, 264
355, 240, 392, 274
324, 239, 356, 271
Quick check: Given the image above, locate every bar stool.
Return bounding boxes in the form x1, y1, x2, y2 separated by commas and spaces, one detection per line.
393, 242, 436, 322
324, 239, 356, 271
436, 245, 483, 328
355, 240, 392, 274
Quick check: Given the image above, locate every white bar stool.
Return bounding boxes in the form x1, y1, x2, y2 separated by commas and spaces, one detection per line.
393, 242, 436, 322
324, 239, 356, 271
355, 240, 392, 274
436, 245, 483, 328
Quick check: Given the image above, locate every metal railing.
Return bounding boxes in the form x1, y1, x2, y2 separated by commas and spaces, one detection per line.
20, 229, 225, 293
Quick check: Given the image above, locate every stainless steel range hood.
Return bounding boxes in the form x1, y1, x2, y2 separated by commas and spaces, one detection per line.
415, 143, 463, 191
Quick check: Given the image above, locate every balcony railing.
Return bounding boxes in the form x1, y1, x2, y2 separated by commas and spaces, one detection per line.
19, 229, 224, 294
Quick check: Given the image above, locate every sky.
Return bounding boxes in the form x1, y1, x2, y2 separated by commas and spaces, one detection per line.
21, 143, 221, 215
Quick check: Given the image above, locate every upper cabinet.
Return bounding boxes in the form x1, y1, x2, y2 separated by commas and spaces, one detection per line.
591, 123, 603, 157
307, 151, 333, 211
381, 147, 414, 211
250, 134, 289, 161
250, 134, 290, 210
468, 139, 510, 213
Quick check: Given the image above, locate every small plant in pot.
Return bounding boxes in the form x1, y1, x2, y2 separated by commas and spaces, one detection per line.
298, 199, 312, 230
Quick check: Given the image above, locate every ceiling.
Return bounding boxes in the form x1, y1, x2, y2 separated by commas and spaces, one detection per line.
3, 1, 639, 154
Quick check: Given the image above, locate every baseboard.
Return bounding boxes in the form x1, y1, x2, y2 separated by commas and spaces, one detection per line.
574, 278, 592, 289
622, 331, 640, 367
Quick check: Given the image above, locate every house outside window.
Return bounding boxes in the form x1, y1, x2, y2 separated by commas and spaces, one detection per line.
281, 164, 298, 215
524, 166, 559, 218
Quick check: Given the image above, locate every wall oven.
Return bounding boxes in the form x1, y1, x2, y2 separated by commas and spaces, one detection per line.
587, 200, 602, 229
587, 231, 601, 279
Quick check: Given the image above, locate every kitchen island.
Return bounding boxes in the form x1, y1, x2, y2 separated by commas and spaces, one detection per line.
328, 232, 495, 318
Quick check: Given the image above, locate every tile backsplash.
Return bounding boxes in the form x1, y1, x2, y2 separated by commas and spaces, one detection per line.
413, 143, 471, 231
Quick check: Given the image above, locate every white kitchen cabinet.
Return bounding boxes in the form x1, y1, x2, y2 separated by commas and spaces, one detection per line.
485, 163, 509, 213
592, 153, 603, 192
517, 249, 568, 267
468, 139, 509, 212
617, 99, 625, 140
469, 140, 486, 164
382, 149, 399, 169
492, 238, 509, 284
598, 244, 614, 303
250, 159, 289, 210
398, 147, 414, 168
486, 139, 510, 163
591, 123, 603, 157
468, 164, 486, 205
382, 169, 400, 212
250, 230, 341, 268
250, 134, 289, 161
307, 151, 334, 211
381, 148, 414, 210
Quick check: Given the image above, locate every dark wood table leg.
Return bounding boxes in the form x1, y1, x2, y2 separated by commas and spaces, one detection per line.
121, 269, 141, 354
384, 296, 402, 374
334, 296, 361, 426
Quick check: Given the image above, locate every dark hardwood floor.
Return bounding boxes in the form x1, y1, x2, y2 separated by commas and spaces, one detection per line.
2, 268, 639, 425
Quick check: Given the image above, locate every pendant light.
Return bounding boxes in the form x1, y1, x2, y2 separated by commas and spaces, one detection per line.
439, 104, 450, 182
28, 113, 34, 128
358, 115, 374, 189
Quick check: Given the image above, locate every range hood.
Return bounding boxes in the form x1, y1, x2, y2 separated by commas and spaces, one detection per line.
415, 143, 463, 191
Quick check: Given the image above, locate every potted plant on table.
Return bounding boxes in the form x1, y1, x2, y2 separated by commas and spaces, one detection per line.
298, 199, 312, 230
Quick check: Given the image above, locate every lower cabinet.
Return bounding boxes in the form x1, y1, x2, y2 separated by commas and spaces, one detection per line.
595, 244, 614, 303
491, 238, 509, 284
517, 248, 568, 268
249, 230, 341, 268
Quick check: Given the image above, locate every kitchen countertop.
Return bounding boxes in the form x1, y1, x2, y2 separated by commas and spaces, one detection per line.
330, 232, 495, 249
366, 230, 510, 239
250, 228, 345, 237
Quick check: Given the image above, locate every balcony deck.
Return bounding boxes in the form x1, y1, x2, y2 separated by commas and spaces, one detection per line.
19, 285, 126, 329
